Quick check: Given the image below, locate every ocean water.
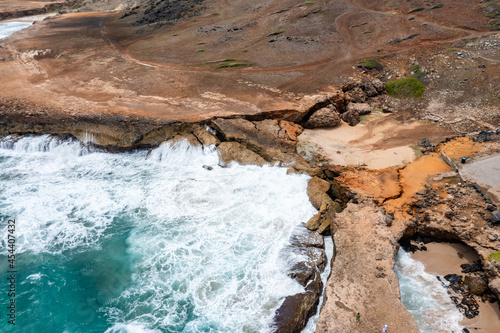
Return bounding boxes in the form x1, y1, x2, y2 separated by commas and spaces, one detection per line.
0, 135, 319, 333
395, 248, 464, 333
0, 22, 33, 40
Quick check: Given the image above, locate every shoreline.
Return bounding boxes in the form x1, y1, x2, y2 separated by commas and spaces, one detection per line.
411, 242, 500, 333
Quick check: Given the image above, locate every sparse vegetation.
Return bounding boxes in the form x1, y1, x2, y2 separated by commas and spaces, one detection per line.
358, 60, 383, 70
410, 64, 426, 81
304, 1, 316, 6
430, 4, 444, 10
212, 12, 221, 16
483, 2, 500, 30
489, 252, 500, 261
363, 30, 372, 34
196, 49, 207, 53
217, 62, 253, 68
385, 77, 424, 99
268, 30, 286, 36
408, 7, 425, 13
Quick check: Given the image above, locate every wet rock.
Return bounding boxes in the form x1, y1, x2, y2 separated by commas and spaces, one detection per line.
486, 205, 496, 212
307, 177, 331, 210
289, 223, 324, 248
341, 109, 361, 126
216, 141, 266, 167
346, 102, 372, 116
444, 274, 463, 286
464, 275, 488, 295
272, 277, 322, 333
202, 165, 213, 171
304, 107, 341, 129
192, 125, 219, 146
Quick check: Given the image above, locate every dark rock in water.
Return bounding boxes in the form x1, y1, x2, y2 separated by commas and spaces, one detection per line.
464, 275, 488, 295
475, 130, 492, 143
462, 328, 470, 333
418, 138, 432, 148
272, 275, 322, 333
444, 274, 463, 286
202, 165, 213, 171
289, 223, 324, 248
273, 223, 326, 333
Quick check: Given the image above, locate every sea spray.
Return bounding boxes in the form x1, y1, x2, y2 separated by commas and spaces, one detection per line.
395, 248, 464, 333
0, 135, 318, 332
0, 21, 33, 40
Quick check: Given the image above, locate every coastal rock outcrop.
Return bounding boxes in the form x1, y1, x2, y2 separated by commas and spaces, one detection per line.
216, 141, 266, 167
272, 223, 326, 333
304, 107, 341, 129
306, 193, 342, 235
315, 202, 420, 333
341, 109, 361, 126
307, 176, 331, 210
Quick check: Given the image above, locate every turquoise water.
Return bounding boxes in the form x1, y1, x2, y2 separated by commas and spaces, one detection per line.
0, 135, 317, 333
394, 248, 464, 332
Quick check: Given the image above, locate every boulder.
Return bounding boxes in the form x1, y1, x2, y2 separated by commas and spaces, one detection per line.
491, 210, 500, 224
289, 222, 324, 248
464, 276, 488, 295
341, 109, 361, 126
362, 82, 379, 97
279, 120, 303, 141
418, 138, 432, 148
344, 87, 367, 103
216, 142, 266, 167
192, 125, 219, 146
346, 102, 372, 116
306, 193, 342, 234
304, 107, 341, 129
307, 176, 331, 210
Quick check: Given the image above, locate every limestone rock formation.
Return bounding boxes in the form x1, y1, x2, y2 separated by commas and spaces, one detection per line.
341, 109, 361, 126
307, 176, 331, 210
273, 223, 326, 333
304, 107, 341, 129
346, 103, 372, 116
306, 193, 342, 235
315, 202, 420, 333
216, 141, 266, 167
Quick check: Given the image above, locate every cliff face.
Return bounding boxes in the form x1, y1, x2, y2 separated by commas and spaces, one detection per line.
315, 202, 420, 333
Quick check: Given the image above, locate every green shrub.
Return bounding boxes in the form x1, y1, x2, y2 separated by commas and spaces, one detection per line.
408, 7, 424, 13
268, 30, 286, 36
196, 49, 207, 53
410, 64, 426, 80
217, 62, 252, 68
304, 1, 316, 5
358, 60, 383, 70
385, 77, 424, 99
431, 4, 444, 10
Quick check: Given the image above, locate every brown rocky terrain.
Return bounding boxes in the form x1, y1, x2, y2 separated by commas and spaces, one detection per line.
1, 0, 500, 332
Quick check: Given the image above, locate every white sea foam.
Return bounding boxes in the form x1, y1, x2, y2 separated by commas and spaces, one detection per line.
0, 135, 318, 332
395, 248, 464, 333
0, 21, 32, 40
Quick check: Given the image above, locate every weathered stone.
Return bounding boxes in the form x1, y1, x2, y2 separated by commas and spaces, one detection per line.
371, 79, 385, 93
491, 210, 500, 224
316, 202, 420, 333
346, 102, 372, 116
344, 86, 367, 103
464, 275, 488, 295
307, 176, 331, 210
306, 193, 342, 234
418, 138, 432, 148
289, 222, 324, 248
362, 82, 379, 97
341, 109, 361, 126
304, 107, 341, 129
192, 125, 219, 146
279, 120, 303, 141
216, 141, 266, 167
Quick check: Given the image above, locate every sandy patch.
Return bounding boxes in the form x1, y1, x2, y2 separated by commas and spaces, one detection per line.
297, 117, 418, 169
